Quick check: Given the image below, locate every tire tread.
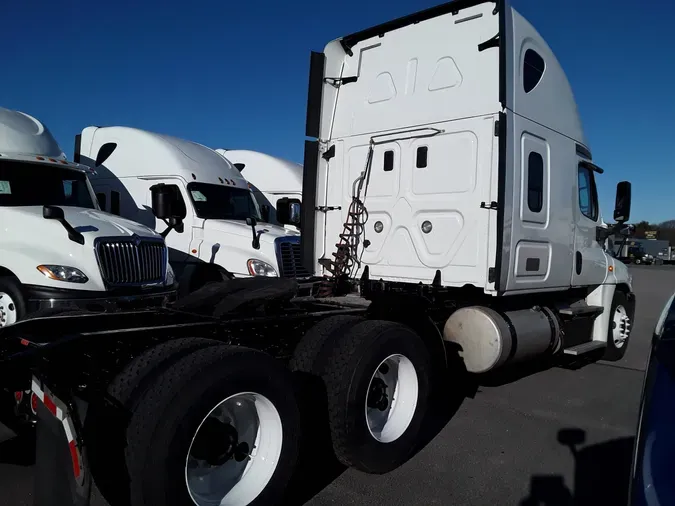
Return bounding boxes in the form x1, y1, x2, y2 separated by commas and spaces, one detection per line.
320, 320, 430, 472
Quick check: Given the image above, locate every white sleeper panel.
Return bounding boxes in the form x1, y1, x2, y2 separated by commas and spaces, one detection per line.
322, 115, 496, 287
329, 3, 500, 140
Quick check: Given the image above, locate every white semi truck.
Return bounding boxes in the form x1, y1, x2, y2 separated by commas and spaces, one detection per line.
74, 127, 308, 295
0, 2, 638, 506
292, 0, 636, 366
215, 149, 303, 228
0, 107, 175, 328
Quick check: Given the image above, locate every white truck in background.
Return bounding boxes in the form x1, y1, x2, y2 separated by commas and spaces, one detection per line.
215, 149, 303, 229
0, 107, 176, 328
75, 127, 308, 296
659, 246, 675, 265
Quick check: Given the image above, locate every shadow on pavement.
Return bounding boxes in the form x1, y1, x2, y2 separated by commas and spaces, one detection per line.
0, 429, 35, 467
520, 428, 635, 506
283, 371, 347, 505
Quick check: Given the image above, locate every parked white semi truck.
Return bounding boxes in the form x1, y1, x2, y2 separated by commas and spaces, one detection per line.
74, 127, 308, 295
215, 149, 303, 228
0, 3, 639, 506
0, 107, 175, 328
293, 0, 636, 367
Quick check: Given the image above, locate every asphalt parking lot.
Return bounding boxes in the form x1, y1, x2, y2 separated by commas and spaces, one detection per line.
0, 265, 672, 506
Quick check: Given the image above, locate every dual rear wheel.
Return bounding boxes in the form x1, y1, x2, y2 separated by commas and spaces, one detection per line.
86, 317, 434, 506
87, 340, 300, 506
291, 316, 433, 474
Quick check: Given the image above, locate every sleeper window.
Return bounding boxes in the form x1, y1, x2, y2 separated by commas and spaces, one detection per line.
416, 146, 428, 168
96, 192, 107, 211
383, 150, 394, 172
523, 49, 545, 93
527, 152, 544, 213
578, 165, 598, 221
110, 191, 121, 216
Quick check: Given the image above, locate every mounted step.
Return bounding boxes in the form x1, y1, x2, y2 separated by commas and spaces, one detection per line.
558, 304, 604, 318
563, 341, 606, 356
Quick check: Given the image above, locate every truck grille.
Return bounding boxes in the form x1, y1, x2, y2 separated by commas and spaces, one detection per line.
95, 237, 167, 287
276, 238, 310, 279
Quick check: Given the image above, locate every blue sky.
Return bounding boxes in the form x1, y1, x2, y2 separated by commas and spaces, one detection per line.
2, 0, 673, 223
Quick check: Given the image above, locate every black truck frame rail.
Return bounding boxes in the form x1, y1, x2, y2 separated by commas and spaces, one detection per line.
0, 300, 367, 389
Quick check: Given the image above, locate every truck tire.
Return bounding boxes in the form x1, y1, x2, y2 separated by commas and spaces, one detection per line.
320, 320, 432, 474
87, 337, 222, 506
603, 291, 633, 362
0, 275, 25, 327
288, 315, 366, 467
289, 314, 365, 374
125, 345, 300, 506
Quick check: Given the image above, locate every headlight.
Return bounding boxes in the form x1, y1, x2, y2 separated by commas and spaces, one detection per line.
37, 265, 88, 284
247, 259, 278, 277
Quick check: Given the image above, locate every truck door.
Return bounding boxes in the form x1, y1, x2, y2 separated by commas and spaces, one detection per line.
571, 160, 608, 286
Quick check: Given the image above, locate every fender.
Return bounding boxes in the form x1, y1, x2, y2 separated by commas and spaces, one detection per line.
366, 293, 447, 368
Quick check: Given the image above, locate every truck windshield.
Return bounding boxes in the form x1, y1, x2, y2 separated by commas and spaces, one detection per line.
0, 160, 97, 209
187, 182, 261, 221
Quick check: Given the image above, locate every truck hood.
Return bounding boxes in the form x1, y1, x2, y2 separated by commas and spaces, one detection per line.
1, 206, 162, 243
0, 206, 164, 291
202, 219, 299, 244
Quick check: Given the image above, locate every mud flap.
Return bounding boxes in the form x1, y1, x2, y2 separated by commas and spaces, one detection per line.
32, 380, 91, 506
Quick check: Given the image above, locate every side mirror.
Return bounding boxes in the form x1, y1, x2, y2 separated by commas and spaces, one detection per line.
276, 198, 301, 226
260, 205, 271, 223
43, 205, 85, 245
613, 181, 632, 223
150, 184, 185, 238
151, 184, 177, 220
245, 217, 260, 250
43, 205, 65, 220
150, 184, 186, 220
557, 428, 586, 446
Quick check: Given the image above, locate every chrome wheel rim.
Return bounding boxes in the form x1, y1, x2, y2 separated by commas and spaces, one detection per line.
612, 304, 631, 348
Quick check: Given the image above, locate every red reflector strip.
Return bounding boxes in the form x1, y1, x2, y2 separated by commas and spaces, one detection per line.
20, 339, 30, 346
69, 440, 81, 479
43, 395, 57, 416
